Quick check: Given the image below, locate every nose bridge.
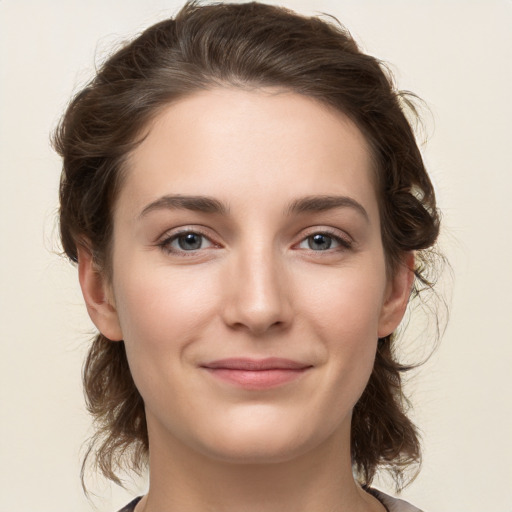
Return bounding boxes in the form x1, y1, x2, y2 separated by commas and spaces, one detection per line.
223, 235, 291, 334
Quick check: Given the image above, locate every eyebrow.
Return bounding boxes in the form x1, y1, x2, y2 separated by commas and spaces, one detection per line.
139, 195, 229, 219
138, 194, 368, 222
286, 195, 369, 222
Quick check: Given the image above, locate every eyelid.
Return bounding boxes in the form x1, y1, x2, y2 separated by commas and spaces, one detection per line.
294, 227, 354, 250
154, 225, 354, 255
156, 226, 221, 255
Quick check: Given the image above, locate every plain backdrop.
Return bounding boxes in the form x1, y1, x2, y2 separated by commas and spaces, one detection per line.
1, 1, 511, 511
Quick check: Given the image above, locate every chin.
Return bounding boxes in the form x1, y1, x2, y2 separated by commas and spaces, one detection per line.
191, 408, 337, 465
199, 435, 312, 465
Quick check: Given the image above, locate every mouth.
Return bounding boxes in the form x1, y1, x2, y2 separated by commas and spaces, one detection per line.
200, 358, 313, 389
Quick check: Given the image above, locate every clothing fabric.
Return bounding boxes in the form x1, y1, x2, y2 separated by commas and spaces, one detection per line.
370, 488, 424, 512
116, 489, 424, 512
117, 496, 142, 512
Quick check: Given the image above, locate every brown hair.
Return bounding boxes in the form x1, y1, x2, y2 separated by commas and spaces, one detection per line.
54, 1, 441, 491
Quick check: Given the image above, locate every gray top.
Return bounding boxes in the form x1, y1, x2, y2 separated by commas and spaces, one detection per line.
372, 489, 424, 512
117, 489, 424, 512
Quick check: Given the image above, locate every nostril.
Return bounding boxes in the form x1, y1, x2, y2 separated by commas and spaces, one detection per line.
223, 302, 292, 335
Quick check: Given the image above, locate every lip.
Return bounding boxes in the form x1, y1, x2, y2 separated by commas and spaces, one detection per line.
200, 358, 312, 390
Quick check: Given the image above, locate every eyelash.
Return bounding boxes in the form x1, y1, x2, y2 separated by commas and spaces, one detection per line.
157, 228, 217, 255
296, 229, 353, 252
157, 228, 353, 256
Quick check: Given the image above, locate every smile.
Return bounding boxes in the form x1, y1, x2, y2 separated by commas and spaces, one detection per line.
200, 358, 313, 390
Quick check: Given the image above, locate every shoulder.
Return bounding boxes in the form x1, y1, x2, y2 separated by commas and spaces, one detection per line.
369, 488, 425, 512
116, 496, 142, 512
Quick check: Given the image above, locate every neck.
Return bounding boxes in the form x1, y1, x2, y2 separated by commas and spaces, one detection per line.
138, 421, 384, 512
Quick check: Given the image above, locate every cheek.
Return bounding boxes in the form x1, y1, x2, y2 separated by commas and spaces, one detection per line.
112, 260, 220, 364
300, 262, 387, 339
297, 259, 387, 391
111, 263, 224, 424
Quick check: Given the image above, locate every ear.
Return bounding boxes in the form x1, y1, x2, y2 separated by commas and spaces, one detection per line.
378, 252, 415, 338
77, 246, 123, 341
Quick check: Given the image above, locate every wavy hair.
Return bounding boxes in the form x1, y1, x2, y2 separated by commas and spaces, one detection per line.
54, 1, 442, 491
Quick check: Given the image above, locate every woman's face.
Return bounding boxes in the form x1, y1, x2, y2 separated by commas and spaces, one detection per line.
86, 87, 411, 464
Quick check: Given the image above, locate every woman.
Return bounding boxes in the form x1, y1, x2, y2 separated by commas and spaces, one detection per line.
54, 2, 441, 511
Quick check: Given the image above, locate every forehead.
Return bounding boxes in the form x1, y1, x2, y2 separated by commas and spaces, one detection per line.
120, 87, 378, 220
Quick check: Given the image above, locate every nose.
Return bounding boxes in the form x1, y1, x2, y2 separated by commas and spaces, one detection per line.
221, 245, 293, 336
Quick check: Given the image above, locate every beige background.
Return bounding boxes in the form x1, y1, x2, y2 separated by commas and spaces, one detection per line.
1, 1, 511, 511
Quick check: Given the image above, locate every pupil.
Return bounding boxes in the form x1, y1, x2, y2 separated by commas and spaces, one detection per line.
309, 234, 331, 250
178, 233, 202, 250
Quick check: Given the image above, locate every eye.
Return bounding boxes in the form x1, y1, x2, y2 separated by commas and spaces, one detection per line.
297, 232, 351, 251
160, 231, 214, 253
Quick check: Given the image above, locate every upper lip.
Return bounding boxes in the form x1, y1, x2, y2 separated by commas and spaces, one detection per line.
201, 358, 312, 371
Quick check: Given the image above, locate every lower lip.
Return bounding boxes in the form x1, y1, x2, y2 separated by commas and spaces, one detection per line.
204, 368, 308, 389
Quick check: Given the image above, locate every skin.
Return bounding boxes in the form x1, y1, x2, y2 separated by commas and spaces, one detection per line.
79, 87, 414, 512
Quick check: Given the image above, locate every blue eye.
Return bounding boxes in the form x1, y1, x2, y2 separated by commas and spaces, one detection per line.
176, 233, 204, 250
308, 233, 334, 250
162, 231, 214, 253
298, 232, 350, 251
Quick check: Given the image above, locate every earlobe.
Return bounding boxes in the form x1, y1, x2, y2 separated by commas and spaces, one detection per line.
77, 246, 123, 341
377, 252, 415, 339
